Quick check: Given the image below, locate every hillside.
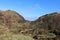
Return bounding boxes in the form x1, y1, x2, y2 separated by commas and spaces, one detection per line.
0, 10, 60, 40
0, 10, 25, 23
33, 12, 60, 40
35, 12, 60, 33
0, 10, 34, 40
0, 10, 27, 34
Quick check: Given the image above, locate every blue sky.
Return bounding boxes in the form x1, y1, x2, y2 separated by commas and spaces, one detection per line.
0, 0, 60, 21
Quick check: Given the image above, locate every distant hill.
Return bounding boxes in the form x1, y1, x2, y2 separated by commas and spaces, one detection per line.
35, 12, 60, 31
0, 10, 25, 23
0, 10, 27, 34
31, 12, 60, 40
0, 10, 60, 40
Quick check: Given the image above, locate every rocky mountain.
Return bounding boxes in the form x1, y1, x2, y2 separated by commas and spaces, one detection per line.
0, 10, 25, 23
33, 12, 60, 40
35, 12, 60, 32
0, 10, 27, 34
0, 10, 60, 40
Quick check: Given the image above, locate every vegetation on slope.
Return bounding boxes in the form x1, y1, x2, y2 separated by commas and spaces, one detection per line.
0, 10, 60, 40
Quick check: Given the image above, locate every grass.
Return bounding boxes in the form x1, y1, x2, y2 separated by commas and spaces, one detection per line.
37, 33, 56, 38
0, 32, 34, 40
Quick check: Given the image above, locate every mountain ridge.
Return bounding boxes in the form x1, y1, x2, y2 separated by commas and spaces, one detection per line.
0, 10, 60, 40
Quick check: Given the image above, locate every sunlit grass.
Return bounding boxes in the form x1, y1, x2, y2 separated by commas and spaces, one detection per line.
37, 33, 56, 38
0, 32, 34, 40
